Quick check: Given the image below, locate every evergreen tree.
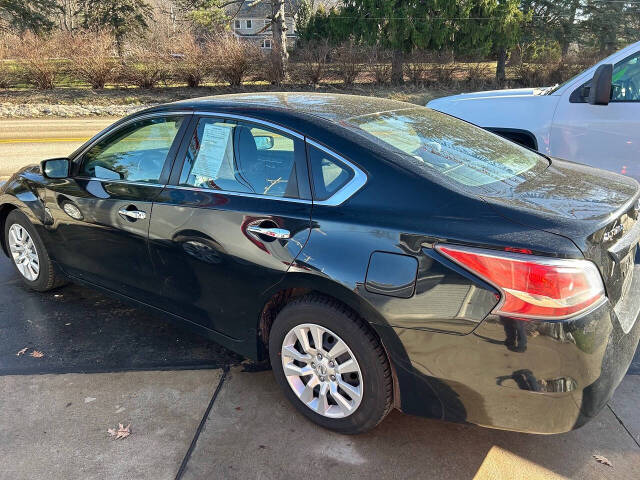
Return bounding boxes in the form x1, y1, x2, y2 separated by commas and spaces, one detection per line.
0, 0, 59, 33
582, 0, 640, 55
77, 0, 152, 53
342, 0, 461, 84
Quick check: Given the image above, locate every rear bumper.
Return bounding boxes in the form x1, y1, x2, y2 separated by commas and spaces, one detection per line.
379, 299, 640, 434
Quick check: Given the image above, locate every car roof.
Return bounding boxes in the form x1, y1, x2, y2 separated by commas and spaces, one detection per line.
165, 92, 417, 123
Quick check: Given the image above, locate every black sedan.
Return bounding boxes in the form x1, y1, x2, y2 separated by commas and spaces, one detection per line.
1, 93, 639, 434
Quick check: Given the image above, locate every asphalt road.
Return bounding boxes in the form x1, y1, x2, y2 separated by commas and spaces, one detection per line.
0, 118, 115, 177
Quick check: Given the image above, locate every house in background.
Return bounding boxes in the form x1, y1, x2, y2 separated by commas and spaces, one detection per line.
231, 0, 298, 50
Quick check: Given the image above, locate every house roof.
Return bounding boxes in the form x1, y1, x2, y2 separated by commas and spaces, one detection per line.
231, 0, 297, 18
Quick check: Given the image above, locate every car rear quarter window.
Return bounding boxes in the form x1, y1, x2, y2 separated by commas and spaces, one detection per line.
345, 108, 548, 190
307, 145, 353, 201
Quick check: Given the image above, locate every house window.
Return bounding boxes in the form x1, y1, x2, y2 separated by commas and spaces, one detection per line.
264, 19, 269, 26
261, 39, 272, 49
246, 19, 252, 28
234, 20, 241, 29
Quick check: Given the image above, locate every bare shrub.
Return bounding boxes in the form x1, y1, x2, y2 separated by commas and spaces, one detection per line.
463, 61, 493, 90
294, 40, 330, 86
260, 47, 287, 85
14, 33, 63, 89
425, 50, 459, 87
67, 31, 120, 89
212, 34, 260, 86
171, 33, 213, 88
0, 35, 18, 88
122, 38, 171, 89
512, 62, 552, 86
334, 40, 363, 86
404, 50, 429, 85
367, 47, 391, 85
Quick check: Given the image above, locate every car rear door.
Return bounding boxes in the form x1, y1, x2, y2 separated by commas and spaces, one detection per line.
550, 50, 640, 180
147, 114, 313, 340
43, 113, 191, 303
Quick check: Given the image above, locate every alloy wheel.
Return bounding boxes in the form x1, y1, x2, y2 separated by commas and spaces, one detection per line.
281, 323, 363, 418
8, 224, 40, 281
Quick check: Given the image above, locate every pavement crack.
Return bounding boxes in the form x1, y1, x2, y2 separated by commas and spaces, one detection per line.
175, 368, 228, 480
607, 403, 640, 449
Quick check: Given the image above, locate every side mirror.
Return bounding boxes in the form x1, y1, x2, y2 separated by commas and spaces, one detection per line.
254, 135, 275, 150
588, 63, 613, 105
41, 158, 70, 179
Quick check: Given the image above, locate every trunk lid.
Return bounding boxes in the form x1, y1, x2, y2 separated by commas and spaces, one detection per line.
479, 158, 640, 307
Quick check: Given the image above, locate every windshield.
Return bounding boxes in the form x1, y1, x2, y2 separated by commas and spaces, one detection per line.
344, 108, 548, 189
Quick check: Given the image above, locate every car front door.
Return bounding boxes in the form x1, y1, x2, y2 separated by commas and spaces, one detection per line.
147, 115, 313, 341
550, 50, 640, 180
44, 113, 190, 302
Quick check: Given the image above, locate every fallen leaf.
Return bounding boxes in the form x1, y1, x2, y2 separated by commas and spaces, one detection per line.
16, 347, 28, 356
30, 350, 44, 358
107, 423, 131, 440
593, 455, 613, 467
235, 406, 242, 411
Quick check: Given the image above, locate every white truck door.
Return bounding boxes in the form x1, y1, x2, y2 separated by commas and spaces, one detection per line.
550, 50, 640, 181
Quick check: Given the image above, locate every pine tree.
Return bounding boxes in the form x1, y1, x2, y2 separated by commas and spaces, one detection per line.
0, 0, 59, 33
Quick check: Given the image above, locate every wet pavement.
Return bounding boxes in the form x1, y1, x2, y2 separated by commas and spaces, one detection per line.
0, 259, 242, 375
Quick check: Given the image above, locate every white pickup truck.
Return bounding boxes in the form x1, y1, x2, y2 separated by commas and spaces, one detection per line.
427, 41, 640, 181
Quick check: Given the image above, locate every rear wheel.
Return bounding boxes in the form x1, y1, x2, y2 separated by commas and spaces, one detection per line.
4, 210, 66, 292
269, 295, 393, 434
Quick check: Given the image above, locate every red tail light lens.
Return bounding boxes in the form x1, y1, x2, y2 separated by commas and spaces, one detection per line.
436, 245, 606, 320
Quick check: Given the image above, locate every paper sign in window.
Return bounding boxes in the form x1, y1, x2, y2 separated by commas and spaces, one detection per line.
191, 123, 233, 179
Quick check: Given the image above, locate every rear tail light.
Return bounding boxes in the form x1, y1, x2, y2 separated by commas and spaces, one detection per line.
436, 245, 606, 320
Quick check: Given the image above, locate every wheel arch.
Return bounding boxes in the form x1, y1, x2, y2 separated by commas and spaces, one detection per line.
257, 275, 402, 409
0, 202, 18, 257
485, 127, 539, 151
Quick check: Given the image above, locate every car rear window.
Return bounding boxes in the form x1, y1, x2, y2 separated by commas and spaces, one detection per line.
344, 108, 548, 188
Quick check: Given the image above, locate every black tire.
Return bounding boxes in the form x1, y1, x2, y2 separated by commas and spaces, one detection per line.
269, 294, 393, 434
4, 209, 66, 292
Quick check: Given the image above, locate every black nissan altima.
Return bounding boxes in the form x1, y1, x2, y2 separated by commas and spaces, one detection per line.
1, 93, 639, 434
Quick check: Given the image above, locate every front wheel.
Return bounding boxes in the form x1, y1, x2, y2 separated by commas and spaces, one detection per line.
4, 209, 66, 292
269, 295, 393, 434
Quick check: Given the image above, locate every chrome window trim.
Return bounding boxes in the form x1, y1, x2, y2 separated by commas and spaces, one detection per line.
305, 139, 367, 206
72, 110, 368, 206
73, 177, 166, 189
191, 111, 367, 206
72, 110, 193, 163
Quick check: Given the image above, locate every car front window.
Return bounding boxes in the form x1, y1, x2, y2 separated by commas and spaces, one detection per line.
345, 108, 547, 189
80, 116, 183, 183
